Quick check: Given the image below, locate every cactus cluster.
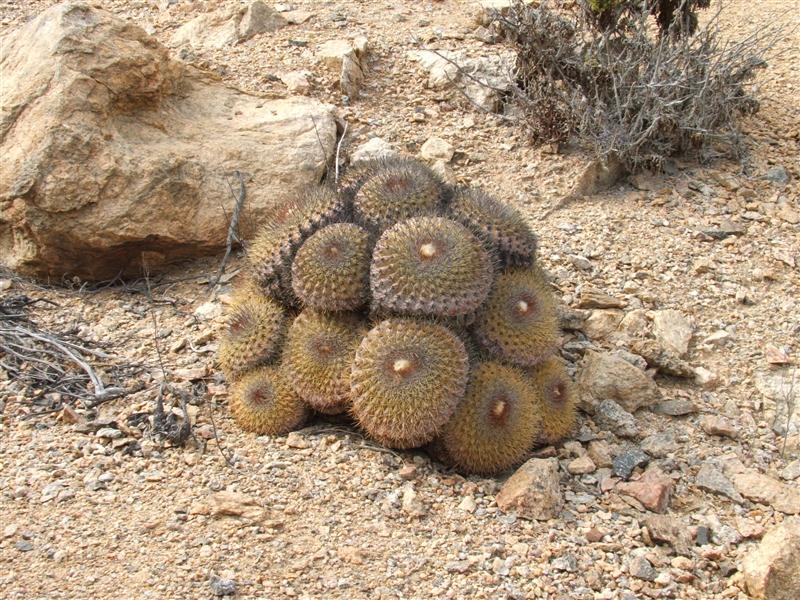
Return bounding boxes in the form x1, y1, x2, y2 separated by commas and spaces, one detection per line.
218, 156, 576, 474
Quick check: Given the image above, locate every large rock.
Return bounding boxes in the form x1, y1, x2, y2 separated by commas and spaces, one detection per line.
0, 3, 336, 279
578, 351, 661, 413
742, 518, 800, 600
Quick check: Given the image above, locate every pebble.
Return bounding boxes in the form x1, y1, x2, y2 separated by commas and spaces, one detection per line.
285, 432, 310, 449
595, 399, 639, 438
419, 136, 454, 162
209, 575, 236, 597
613, 447, 650, 480
616, 467, 673, 513
578, 351, 660, 413
652, 309, 693, 357
95, 427, 123, 439
495, 458, 563, 521
401, 485, 426, 517
695, 463, 744, 504
458, 495, 476, 513
699, 415, 739, 439
567, 455, 596, 475
15, 540, 34, 552
588, 440, 613, 468
652, 398, 697, 416
629, 556, 657, 581
552, 553, 578, 572
640, 431, 679, 458
781, 460, 800, 481
398, 464, 417, 480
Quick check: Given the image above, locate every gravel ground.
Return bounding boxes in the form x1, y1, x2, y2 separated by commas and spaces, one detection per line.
1, 1, 799, 598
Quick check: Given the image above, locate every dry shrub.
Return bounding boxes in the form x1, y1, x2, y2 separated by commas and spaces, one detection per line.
496, 0, 784, 171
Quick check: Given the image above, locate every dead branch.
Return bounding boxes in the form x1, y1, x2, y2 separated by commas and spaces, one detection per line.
210, 170, 247, 290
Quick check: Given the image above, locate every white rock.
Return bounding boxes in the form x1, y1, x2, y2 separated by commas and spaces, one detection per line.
419, 137, 455, 162
280, 70, 312, 94
652, 309, 693, 357
349, 138, 398, 166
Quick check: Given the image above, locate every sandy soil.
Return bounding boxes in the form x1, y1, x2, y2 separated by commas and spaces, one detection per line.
1, 1, 799, 598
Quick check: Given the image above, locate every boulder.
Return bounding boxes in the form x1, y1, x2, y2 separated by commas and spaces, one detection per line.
0, 3, 336, 279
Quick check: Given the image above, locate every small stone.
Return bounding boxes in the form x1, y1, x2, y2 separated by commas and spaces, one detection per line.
652, 310, 693, 357
0, 279, 12, 291
694, 366, 719, 389
733, 472, 800, 515
699, 415, 739, 439
762, 165, 790, 185
194, 301, 222, 320
741, 517, 800, 600
495, 458, 563, 521
781, 460, 800, 481
401, 484, 426, 517
569, 255, 593, 271
398, 465, 417, 480
584, 310, 624, 340
349, 137, 398, 165
671, 556, 693, 570
567, 455, 596, 475
552, 554, 578, 572
578, 351, 660, 413
765, 345, 791, 365
586, 528, 605, 542
594, 399, 639, 438
616, 467, 672, 513
337, 546, 366, 565
419, 136, 454, 162
280, 70, 312, 94
206, 491, 266, 522
652, 398, 697, 416
458, 495, 476, 513
577, 286, 626, 309
628, 339, 696, 378
174, 366, 208, 381
3, 524, 18, 538
15, 540, 34, 552
695, 463, 744, 504
95, 427, 123, 440
587, 440, 613, 468
613, 446, 649, 479
209, 574, 236, 597
285, 432, 310, 449
695, 526, 711, 546
238, 1, 287, 39
704, 330, 732, 346
629, 556, 657, 581
640, 431, 679, 458
645, 515, 693, 556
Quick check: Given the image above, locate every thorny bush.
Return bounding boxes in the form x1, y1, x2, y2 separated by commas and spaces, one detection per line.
496, 0, 783, 171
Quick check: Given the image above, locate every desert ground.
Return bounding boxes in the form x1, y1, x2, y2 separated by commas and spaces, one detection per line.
1, 1, 799, 599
